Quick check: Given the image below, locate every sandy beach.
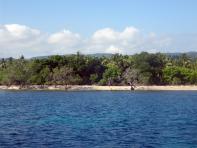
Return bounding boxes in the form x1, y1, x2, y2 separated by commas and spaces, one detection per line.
1, 85, 197, 91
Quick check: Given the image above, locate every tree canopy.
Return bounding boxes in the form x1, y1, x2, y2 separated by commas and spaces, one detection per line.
1, 52, 197, 86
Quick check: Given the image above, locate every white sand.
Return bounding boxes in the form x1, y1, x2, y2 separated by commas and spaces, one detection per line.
1, 85, 197, 91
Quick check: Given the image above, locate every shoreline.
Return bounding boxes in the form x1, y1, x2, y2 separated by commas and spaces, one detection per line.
1, 85, 197, 91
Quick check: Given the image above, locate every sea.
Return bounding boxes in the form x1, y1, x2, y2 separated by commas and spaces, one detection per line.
0, 90, 197, 148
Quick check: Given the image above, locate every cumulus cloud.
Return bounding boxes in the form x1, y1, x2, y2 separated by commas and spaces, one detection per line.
0, 24, 41, 45
87, 26, 172, 54
47, 29, 82, 55
0, 24, 196, 58
91, 27, 139, 44
48, 29, 80, 46
105, 45, 123, 54
0, 24, 46, 57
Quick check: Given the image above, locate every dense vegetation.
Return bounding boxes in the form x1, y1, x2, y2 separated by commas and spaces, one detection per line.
1, 52, 197, 86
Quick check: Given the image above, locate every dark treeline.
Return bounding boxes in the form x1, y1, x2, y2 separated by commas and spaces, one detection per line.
1, 52, 197, 86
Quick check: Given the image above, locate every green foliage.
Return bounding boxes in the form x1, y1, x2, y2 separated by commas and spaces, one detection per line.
189, 71, 197, 84
1, 52, 197, 86
101, 63, 121, 85
133, 52, 166, 84
52, 66, 82, 85
163, 66, 192, 85
90, 74, 99, 84
4, 59, 29, 85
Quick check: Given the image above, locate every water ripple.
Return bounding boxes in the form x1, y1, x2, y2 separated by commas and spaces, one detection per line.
0, 91, 197, 147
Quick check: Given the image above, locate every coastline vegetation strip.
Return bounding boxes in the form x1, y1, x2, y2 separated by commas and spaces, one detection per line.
1, 52, 197, 88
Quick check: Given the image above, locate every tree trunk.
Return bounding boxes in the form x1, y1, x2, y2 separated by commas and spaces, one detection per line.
129, 82, 135, 91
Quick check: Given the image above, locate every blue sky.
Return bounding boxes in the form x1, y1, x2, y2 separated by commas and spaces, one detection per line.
1, 0, 197, 34
0, 0, 197, 57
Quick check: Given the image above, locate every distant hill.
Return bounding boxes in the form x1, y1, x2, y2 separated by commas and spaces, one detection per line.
31, 53, 114, 59
2, 52, 197, 60
165, 52, 197, 59
30, 55, 52, 60
87, 53, 113, 58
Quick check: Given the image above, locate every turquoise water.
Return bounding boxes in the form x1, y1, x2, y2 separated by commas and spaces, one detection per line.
0, 91, 197, 148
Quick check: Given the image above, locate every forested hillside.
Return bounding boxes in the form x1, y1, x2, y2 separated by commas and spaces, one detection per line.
1, 52, 197, 86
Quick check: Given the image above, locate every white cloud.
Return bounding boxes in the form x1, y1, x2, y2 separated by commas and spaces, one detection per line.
0, 24, 196, 58
48, 29, 80, 46
0, 24, 40, 43
91, 26, 139, 44
88, 26, 170, 54
92, 28, 119, 43
0, 24, 82, 57
47, 29, 82, 55
87, 27, 140, 54
105, 45, 123, 54
0, 24, 46, 58
120, 27, 139, 40
5, 24, 40, 38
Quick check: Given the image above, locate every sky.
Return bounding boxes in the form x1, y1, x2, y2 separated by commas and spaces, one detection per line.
0, 0, 197, 58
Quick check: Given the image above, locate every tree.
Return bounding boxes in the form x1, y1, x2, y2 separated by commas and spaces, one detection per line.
90, 74, 99, 84
20, 55, 25, 60
52, 66, 82, 85
189, 71, 197, 84
163, 66, 191, 85
1, 51, 197, 86
133, 52, 166, 85
5, 59, 29, 85
100, 63, 121, 85
27, 59, 52, 85
123, 68, 139, 90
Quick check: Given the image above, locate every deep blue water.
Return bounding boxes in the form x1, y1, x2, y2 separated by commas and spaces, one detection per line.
0, 91, 197, 148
